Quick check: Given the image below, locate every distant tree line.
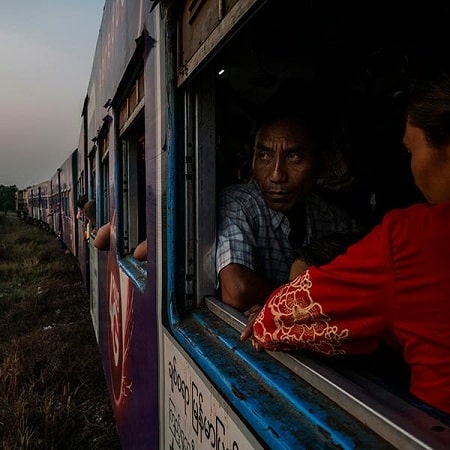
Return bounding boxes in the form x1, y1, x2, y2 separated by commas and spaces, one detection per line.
0, 185, 18, 215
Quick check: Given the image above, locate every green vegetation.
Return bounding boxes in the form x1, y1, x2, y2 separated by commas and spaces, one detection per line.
0, 214, 121, 449
0, 185, 17, 215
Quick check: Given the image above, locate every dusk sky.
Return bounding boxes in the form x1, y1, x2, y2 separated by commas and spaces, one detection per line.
0, 0, 105, 188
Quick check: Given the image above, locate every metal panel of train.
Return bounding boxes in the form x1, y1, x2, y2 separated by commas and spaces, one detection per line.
23, 0, 450, 448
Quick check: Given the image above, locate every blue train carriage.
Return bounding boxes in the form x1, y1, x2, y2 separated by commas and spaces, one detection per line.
84, 0, 450, 449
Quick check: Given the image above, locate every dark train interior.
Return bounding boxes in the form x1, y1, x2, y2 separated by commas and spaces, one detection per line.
213, 0, 450, 226
204, 0, 450, 422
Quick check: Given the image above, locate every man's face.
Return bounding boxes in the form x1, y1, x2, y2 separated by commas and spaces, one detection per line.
252, 117, 321, 212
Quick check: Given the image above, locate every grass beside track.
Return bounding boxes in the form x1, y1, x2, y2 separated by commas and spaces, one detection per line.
0, 213, 121, 449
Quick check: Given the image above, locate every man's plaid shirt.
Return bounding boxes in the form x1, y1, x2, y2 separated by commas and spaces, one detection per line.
216, 179, 362, 286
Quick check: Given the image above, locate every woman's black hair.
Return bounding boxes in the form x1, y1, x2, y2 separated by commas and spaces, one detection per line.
407, 68, 450, 148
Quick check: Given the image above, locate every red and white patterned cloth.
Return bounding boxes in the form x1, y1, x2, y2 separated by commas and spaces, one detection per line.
253, 201, 450, 414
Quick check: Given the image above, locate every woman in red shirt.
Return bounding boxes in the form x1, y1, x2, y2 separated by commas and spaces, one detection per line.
241, 69, 450, 415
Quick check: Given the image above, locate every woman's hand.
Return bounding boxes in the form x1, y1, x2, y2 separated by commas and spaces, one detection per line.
240, 305, 264, 351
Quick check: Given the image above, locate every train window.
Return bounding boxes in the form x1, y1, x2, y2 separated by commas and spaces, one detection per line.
88, 149, 96, 201
100, 155, 109, 225
119, 113, 146, 257
62, 190, 70, 218
182, 0, 432, 315
175, 0, 450, 445
119, 71, 144, 129
92, 114, 112, 229
116, 109, 146, 290
76, 175, 84, 204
